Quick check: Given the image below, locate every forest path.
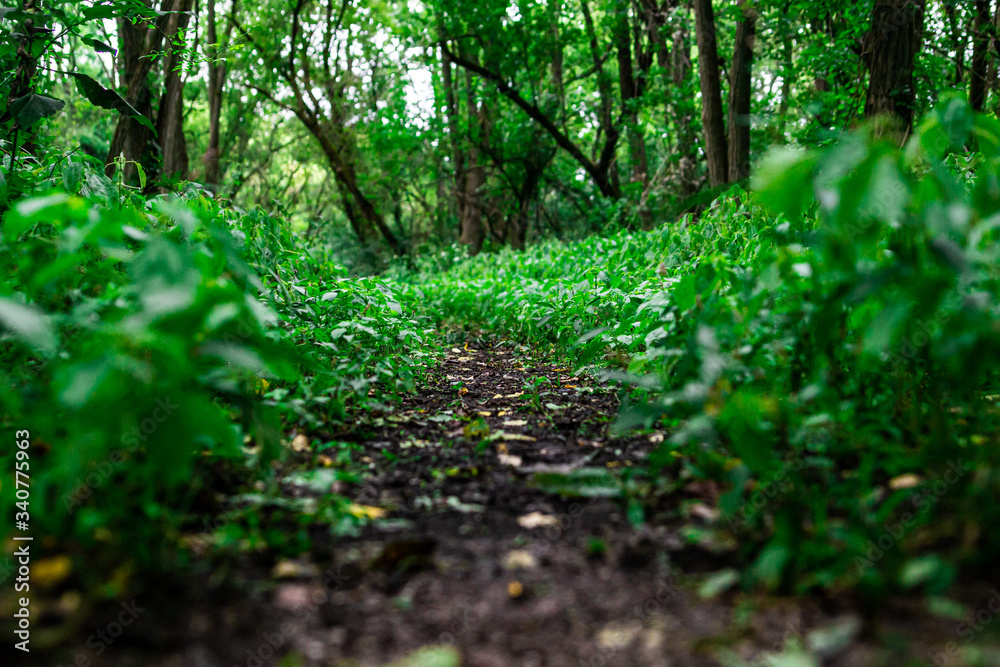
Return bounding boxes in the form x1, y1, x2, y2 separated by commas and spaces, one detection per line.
247, 343, 866, 666
42, 344, 968, 667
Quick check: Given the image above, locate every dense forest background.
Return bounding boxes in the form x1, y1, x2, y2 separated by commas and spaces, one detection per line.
5, 0, 996, 265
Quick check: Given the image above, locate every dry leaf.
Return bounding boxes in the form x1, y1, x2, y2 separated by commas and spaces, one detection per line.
502, 433, 536, 442
518, 512, 559, 529
498, 453, 523, 467
889, 473, 922, 490
503, 419, 528, 427
271, 559, 318, 580
502, 550, 538, 570
508, 581, 524, 597
290, 434, 310, 453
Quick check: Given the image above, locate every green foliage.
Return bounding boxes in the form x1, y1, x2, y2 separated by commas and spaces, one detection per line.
0, 157, 435, 570
404, 98, 1000, 596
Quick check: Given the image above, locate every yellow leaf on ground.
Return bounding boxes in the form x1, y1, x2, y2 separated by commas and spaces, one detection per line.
503, 419, 528, 427
458, 387, 468, 395
502, 433, 536, 442
347, 504, 386, 520
33, 555, 73, 589
508, 581, 524, 597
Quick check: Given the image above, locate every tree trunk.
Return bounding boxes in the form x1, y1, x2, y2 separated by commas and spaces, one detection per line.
156, 0, 193, 185
615, 7, 649, 189
692, 0, 728, 187
971, 0, 991, 111
438, 22, 466, 229
106, 0, 170, 180
864, 0, 926, 133
727, 6, 757, 182
672, 7, 698, 196
459, 65, 487, 255
203, 0, 231, 188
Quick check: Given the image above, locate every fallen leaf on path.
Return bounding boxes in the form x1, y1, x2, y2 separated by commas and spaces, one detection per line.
508, 581, 524, 598
517, 512, 559, 529
889, 473, 922, 490
498, 453, 523, 467
346, 503, 387, 520
271, 559, 318, 580
457, 356, 473, 362
501, 433, 536, 442
505, 392, 523, 398
33, 555, 73, 589
458, 387, 468, 395
478, 410, 492, 416
503, 419, 528, 426
503, 550, 538, 570
290, 434, 310, 453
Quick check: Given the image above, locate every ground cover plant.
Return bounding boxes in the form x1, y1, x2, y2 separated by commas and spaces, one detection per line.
5, 1, 1000, 665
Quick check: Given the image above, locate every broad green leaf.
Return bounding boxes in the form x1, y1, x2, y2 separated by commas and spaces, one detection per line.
0, 296, 57, 357
70, 73, 156, 132
9, 93, 65, 128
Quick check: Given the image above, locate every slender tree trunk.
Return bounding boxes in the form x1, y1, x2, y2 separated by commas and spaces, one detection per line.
863, 0, 926, 134
106, 0, 170, 180
692, 0, 728, 187
727, 6, 757, 182
944, 1, 966, 85
672, 6, 698, 196
459, 66, 487, 255
156, 0, 193, 185
778, 35, 793, 137
203, 0, 231, 187
971, 0, 991, 111
438, 22, 466, 230
615, 8, 649, 189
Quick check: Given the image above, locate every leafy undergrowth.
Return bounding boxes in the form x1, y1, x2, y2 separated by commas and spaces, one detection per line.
398, 97, 1000, 599
0, 173, 438, 604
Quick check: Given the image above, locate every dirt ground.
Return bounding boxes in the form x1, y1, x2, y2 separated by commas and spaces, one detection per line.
8, 342, 1000, 666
